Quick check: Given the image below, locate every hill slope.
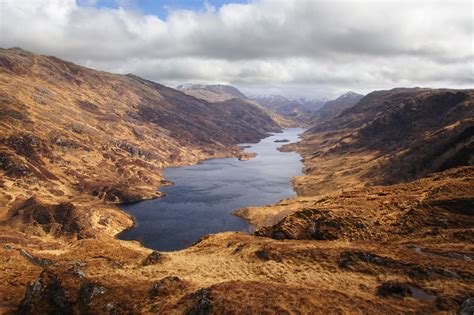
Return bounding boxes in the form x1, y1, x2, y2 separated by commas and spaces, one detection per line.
176, 83, 247, 102
313, 91, 363, 120
305, 88, 473, 187
0, 48, 281, 210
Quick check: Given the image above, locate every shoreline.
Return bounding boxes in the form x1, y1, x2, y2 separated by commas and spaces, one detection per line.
114, 128, 306, 251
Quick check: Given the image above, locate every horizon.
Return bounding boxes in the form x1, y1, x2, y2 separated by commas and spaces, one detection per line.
1, 0, 472, 98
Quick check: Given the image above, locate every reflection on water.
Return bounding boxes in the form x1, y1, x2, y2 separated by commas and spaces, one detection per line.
119, 128, 305, 251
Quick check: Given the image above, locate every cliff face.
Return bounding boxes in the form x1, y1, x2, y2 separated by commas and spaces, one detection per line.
0, 48, 280, 211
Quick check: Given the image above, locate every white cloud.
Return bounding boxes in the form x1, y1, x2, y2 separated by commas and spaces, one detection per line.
0, 0, 472, 98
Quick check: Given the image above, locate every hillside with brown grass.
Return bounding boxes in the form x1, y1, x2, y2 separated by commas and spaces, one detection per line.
0, 47, 281, 211
0, 50, 473, 314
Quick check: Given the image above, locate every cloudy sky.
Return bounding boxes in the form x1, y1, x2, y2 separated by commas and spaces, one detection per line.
0, 0, 472, 98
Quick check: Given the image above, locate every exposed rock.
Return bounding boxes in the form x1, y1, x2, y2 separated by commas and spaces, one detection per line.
149, 276, 187, 297
0, 152, 31, 177
19, 248, 54, 267
78, 282, 108, 305
185, 288, 213, 315
460, 297, 474, 315
0, 48, 472, 314
18, 271, 73, 314
70, 122, 84, 134
35, 86, 54, 97
8, 197, 85, 238
159, 179, 174, 187
254, 246, 283, 262
376, 281, 412, 298
0, 47, 281, 232
142, 251, 162, 266
256, 208, 369, 241
114, 140, 156, 160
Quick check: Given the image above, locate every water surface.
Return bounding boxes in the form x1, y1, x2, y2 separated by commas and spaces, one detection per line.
119, 128, 304, 251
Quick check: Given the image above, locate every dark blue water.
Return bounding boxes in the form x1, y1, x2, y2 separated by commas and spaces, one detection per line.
118, 128, 304, 251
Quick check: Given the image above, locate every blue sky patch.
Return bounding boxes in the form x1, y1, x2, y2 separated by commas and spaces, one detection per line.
77, 0, 250, 20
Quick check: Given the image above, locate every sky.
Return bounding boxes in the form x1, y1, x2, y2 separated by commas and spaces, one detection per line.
0, 0, 472, 98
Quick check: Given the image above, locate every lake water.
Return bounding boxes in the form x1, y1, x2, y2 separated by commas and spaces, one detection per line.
118, 128, 305, 251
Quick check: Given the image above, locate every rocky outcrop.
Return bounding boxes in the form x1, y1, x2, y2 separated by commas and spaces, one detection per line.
18, 271, 73, 315
149, 276, 188, 298
142, 251, 162, 266
460, 297, 474, 315
6, 197, 87, 238
376, 281, 412, 298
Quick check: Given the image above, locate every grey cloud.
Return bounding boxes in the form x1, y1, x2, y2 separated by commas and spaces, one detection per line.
0, 0, 472, 98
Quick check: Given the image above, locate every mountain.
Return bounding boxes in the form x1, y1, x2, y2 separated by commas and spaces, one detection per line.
250, 95, 327, 114
307, 87, 473, 185
0, 48, 281, 209
176, 84, 300, 127
177, 83, 247, 102
292, 97, 329, 112
239, 87, 473, 219
177, 85, 330, 127
314, 91, 363, 120
249, 95, 314, 126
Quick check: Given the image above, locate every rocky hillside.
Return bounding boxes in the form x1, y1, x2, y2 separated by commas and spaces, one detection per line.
0, 48, 281, 210
313, 91, 363, 120
305, 88, 473, 186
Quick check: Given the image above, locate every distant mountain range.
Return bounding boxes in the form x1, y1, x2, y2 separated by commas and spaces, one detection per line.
249, 95, 328, 113
177, 83, 364, 126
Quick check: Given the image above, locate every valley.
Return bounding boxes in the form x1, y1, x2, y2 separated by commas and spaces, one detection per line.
0, 48, 473, 314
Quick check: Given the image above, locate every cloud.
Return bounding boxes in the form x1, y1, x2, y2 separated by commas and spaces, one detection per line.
0, 0, 472, 98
